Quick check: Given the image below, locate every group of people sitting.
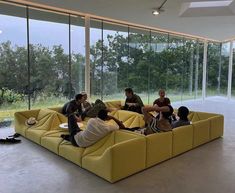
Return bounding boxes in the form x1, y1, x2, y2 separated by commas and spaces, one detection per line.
61, 88, 190, 148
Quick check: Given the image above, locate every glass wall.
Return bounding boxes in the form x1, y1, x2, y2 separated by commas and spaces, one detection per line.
207, 42, 221, 96
232, 42, 235, 97
102, 22, 128, 100
220, 42, 229, 95
129, 27, 150, 103
0, 3, 28, 126
149, 32, 168, 103
1, 1, 234, 127
71, 16, 85, 95
29, 8, 70, 109
90, 19, 102, 100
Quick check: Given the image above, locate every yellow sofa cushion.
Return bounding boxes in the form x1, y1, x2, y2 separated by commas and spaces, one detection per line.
25, 110, 61, 143
172, 125, 193, 156
110, 110, 145, 128
59, 141, 85, 166
146, 132, 172, 168
82, 130, 146, 183
41, 130, 69, 154
188, 112, 200, 123
208, 115, 224, 140
104, 100, 123, 109
193, 119, 210, 147
14, 109, 40, 136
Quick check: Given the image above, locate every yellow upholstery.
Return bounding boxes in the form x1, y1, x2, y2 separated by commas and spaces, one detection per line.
146, 132, 172, 168
104, 100, 123, 109
82, 130, 146, 183
188, 112, 200, 123
110, 110, 145, 128
197, 112, 219, 120
172, 125, 193, 156
14, 100, 224, 183
25, 109, 61, 144
209, 115, 224, 140
193, 119, 210, 147
14, 109, 40, 136
41, 130, 68, 154
59, 141, 85, 166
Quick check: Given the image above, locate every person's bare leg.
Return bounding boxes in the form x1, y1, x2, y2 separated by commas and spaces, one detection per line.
142, 107, 153, 125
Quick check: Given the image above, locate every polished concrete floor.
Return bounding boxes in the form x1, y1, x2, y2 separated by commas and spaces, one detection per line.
1, 96, 235, 193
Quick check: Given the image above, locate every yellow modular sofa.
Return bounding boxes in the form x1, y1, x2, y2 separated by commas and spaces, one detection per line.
14, 100, 224, 183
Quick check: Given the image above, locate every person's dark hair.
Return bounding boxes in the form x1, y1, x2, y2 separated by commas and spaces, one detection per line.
125, 87, 133, 94
178, 106, 189, 121
162, 105, 174, 123
75, 94, 83, 101
98, 109, 108, 120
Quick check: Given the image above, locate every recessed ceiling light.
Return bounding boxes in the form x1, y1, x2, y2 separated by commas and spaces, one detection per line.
152, 10, 160, 15
0, 30, 2, 34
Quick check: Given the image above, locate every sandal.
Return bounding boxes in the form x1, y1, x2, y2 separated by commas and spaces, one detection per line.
0, 137, 21, 144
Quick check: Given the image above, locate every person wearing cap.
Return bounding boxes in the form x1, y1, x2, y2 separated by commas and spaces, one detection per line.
72, 109, 125, 147
142, 104, 174, 135
172, 106, 190, 128
123, 88, 144, 114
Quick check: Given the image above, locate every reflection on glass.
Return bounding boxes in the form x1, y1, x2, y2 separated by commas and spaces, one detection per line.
129, 27, 150, 104
150, 32, 169, 104
207, 42, 221, 96
0, 3, 28, 124
90, 19, 102, 100
71, 16, 85, 96
29, 8, 70, 109
102, 22, 128, 101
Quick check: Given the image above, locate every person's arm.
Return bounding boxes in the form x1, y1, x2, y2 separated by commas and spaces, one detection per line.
107, 115, 125, 129
142, 104, 170, 113
122, 98, 128, 110
136, 95, 144, 107
166, 97, 171, 105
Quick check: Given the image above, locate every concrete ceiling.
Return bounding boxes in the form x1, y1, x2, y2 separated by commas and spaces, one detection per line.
18, 0, 235, 41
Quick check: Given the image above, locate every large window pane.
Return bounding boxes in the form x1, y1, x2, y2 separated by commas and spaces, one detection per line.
232, 41, 235, 97
71, 16, 85, 95
220, 42, 229, 96
102, 22, 128, 100
167, 35, 184, 102
0, 3, 28, 125
29, 8, 70, 108
207, 42, 221, 97
150, 32, 169, 104
90, 19, 102, 100
181, 39, 202, 101
129, 27, 150, 104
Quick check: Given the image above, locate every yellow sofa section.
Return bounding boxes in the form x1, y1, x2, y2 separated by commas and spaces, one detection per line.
82, 130, 146, 182
146, 132, 172, 168
14, 101, 224, 183
172, 124, 193, 156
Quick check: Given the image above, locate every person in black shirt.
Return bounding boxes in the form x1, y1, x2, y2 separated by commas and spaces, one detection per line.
62, 94, 86, 122
122, 88, 144, 114
153, 89, 171, 107
62, 94, 86, 146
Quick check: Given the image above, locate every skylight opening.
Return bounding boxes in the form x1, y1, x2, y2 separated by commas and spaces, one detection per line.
189, 0, 233, 8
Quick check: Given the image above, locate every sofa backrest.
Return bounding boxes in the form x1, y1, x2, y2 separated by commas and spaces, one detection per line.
110, 110, 145, 128
104, 100, 123, 109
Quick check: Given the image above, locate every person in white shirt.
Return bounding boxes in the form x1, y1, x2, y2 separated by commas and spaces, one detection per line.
73, 109, 125, 147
